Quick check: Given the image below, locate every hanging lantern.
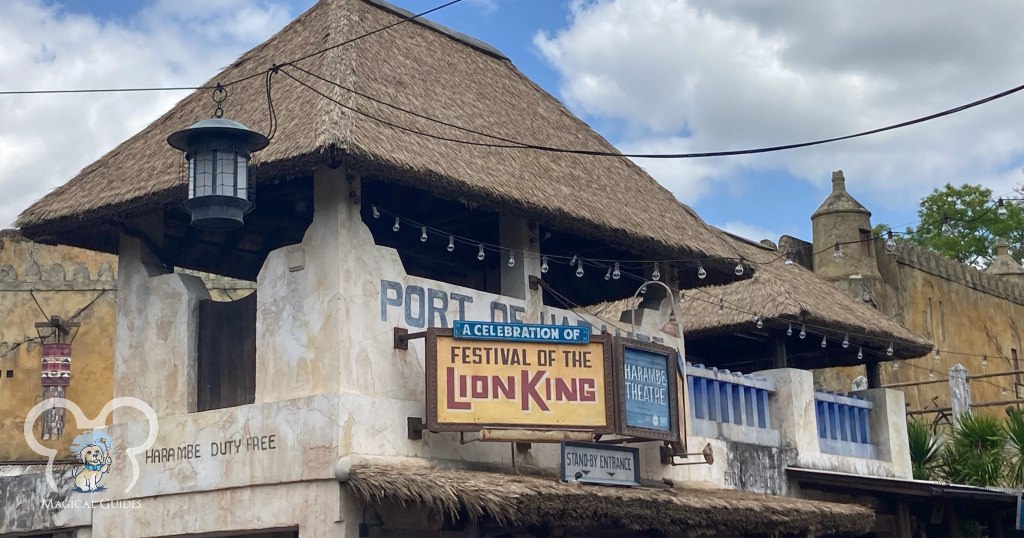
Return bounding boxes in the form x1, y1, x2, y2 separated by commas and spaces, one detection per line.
35, 316, 80, 440
167, 86, 269, 230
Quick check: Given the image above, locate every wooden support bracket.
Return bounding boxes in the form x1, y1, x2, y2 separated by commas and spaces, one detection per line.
408, 417, 425, 440
394, 327, 427, 350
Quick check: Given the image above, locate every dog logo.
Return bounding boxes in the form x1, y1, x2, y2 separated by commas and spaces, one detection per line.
24, 397, 158, 493
70, 431, 113, 493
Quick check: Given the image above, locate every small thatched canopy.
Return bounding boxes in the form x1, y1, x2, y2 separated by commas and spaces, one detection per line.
680, 234, 932, 360
345, 462, 874, 536
16, 0, 737, 265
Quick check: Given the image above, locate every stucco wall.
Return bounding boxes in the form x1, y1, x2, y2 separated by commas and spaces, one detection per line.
0, 230, 117, 461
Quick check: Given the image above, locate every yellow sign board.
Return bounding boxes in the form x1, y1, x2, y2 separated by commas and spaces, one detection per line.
426, 331, 613, 433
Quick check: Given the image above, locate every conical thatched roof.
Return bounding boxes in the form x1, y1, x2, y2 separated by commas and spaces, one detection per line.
345, 461, 874, 536
16, 0, 737, 262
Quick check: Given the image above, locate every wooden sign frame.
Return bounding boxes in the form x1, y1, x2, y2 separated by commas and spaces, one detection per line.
613, 337, 682, 443
425, 328, 615, 434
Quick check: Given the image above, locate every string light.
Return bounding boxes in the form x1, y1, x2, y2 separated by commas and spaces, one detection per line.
652, 263, 661, 281
857, 347, 863, 360
392, 217, 400, 232
982, 355, 989, 368
612, 262, 621, 280
420, 226, 428, 242
477, 244, 485, 261
507, 250, 515, 268
893, 360, 900, 371
886, 342, 894, 356
447, 236, 455, 252
928, 370, 935, 379
372, 205, 380, 219
575, 259, 584, 278
755, 316, 763, 329
640, 284, 648, 293
842, 334, 850, 348
933, 350, 940, 362
541, 256, 549, 273
885, 230, 897, 254
719, 298, 725, 313
997, 198, 1008, 218
941, 217, 953, 235
799, 325, 807, 339
734, 260, 744, 276
697, 263, 707, 279
833, 242, 843, 260
605, 267, 612, 281
784, 252, 794, 266
570, 255, 578, 266
786, 323, 793, 336
820, 334, 827, 348
1002, 387, 1008, 397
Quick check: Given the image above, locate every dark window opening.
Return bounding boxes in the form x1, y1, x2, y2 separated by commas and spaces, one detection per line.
859, 229, 872, 258
197, 292, 257, 411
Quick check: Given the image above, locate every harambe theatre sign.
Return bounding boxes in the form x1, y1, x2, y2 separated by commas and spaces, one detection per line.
426, 327, 613, 432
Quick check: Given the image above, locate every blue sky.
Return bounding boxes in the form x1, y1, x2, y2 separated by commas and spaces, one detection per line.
4, 0, 1023, 243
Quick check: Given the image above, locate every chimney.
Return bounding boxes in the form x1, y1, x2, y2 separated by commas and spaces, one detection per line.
832, 170, 846, 192
996, 238, 1010, 258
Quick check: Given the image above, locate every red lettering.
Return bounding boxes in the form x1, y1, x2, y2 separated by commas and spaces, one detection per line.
471, 375, 489, 398
521, 370, 550, 412
445, 367, 471, 410
554, 378, 577, 401
579, 378, 597, 401
493, 375, 516, 399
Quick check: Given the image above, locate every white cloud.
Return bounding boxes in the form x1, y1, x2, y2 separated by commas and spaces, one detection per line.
716, 221, 781, 245
0, 0, 301, 228
535, 0, 1024, 207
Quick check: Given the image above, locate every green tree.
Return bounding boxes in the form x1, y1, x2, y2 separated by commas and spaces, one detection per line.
881, 183, 1024, 267
939, 412, 1006, 487
907, 419, 941, 480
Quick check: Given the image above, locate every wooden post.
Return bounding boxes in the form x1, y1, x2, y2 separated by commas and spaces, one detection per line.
866, 360, 882, 388
771, 334, 788, 369
896, 500, 913, 538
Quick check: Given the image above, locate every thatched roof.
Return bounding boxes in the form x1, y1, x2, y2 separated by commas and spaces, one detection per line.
345, 462, 874, 536
580, 233, 931, 360
16, 0, 737, 263
682, 235, 932, 358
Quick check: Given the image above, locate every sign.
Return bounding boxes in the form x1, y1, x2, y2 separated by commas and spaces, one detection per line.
614, 338, 681, 442
426, 329, 613, 433
453, 321, 590, 345
560, 441, 640, 486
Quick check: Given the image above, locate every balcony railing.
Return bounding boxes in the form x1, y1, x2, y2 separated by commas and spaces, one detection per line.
687, 364, 779, 445
814, 391, 875, 459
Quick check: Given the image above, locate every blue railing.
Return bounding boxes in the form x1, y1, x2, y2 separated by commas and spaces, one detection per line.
687, 364, 775, 430
814, 391, 874, 458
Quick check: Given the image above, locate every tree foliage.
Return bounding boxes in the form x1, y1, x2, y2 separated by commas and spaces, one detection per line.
907, 419, 941, 480
883, 183, 1024, 267
907, 410, 1024, 488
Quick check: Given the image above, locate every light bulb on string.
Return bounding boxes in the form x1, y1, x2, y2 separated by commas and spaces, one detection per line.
755, 317, 763, 329
786, 323, 793, 336
893, 360, 900, 371
420, 227, 428, 242
886, 342, 894, 356
933, 350, 940, 362
372, 205, 380, 219
982, 355, 989, 368
885, 230, 897, 253
997, 198, 1008, 218
734, 260, 745, 276
1002, 387, 1008, 397
604, 267, 612, 281
697, 263, 707, 280
570, 255, 578, 266
718, 298, 724, 313
941, 217, 952, 236
784, 252, 794, 266
612, 262, 621, 280
477, 244, 485, 261
820, 335, 827, 348
640, 284, 648, 294
799, 325, 807, 339
392, 217, 401, 232
842, 334, 850, 348
833, 242, 844, 260
575, 260, 584, 278
507, 251, 515, 268
928, 370, 935, 379
857, 347, 863, 360
652, 263, 661, 281
541, 256, 549, 273
447, 236, 455, 252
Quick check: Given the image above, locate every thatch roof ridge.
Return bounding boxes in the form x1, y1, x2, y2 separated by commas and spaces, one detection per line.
345, 461, 874, 536
16, 0, 737, 263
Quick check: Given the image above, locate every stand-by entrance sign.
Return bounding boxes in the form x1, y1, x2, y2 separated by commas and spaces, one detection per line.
560, 441, 640, 487
453, 321, 590, 345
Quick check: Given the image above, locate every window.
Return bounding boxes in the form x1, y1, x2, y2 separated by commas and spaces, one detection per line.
197, 292, 256, 411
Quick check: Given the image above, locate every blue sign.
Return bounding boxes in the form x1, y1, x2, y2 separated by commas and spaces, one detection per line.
623, 346, 672, 431
452, 321, 590, 345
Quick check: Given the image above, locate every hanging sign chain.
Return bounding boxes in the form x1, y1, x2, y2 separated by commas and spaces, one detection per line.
212, 83, 227, 118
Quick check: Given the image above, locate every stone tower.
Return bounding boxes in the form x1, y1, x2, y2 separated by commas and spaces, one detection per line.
984, 238, 1024, 287
811, 170, 882, 281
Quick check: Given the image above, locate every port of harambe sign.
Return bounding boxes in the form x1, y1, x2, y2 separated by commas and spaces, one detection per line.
426, 326, 613, 434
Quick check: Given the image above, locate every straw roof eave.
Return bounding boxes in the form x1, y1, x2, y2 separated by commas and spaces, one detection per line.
345, 462, 875, 536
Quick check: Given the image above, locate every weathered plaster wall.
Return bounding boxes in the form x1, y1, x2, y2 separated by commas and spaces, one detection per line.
0, 230, 117, 461
814, 241, 1024, 418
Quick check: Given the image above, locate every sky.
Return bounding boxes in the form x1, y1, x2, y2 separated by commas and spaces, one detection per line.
2, 0, 1023, 245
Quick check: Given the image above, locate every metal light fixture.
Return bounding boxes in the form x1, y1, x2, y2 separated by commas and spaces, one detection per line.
167, 85, 269, 230
35, 316, 80, 440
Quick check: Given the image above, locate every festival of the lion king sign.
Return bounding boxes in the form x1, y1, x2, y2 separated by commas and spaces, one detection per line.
424, 322, 681, 442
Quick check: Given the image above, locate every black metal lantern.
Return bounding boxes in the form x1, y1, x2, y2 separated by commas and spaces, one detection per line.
167, 116, 269, 230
